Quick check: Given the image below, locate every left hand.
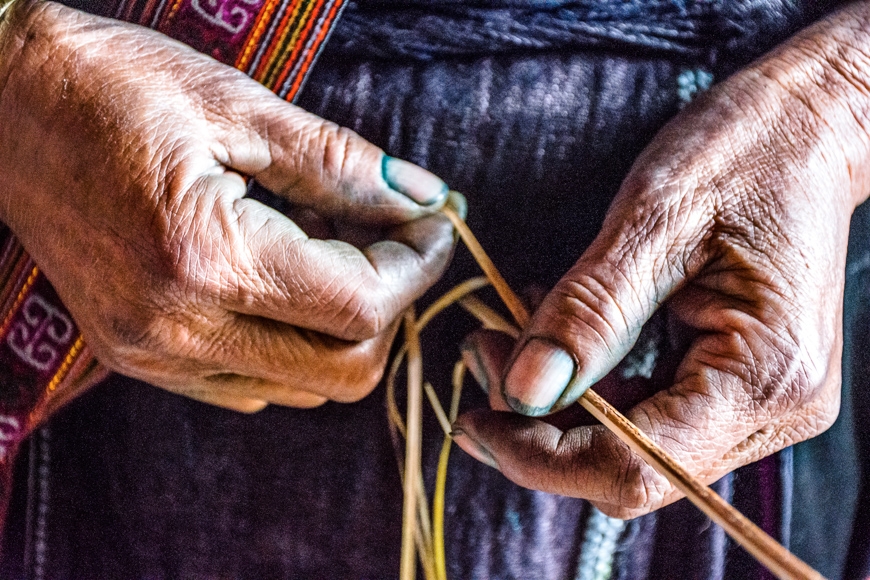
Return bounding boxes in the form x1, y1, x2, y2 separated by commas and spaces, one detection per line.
452, 2, 870, 518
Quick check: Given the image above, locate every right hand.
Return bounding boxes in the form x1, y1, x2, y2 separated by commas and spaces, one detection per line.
0, 1, 456, 412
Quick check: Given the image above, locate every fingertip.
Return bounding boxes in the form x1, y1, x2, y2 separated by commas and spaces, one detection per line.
382, 156, 448, 207
450, 426, 500, 470
461, 329, 515, 410
502, 338, 578, 416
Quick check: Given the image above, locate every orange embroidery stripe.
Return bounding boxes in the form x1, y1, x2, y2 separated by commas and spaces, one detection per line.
235, 0, 283, 71
264, 0, 322, 90
255, 0, 308, 84
46, 335, 85, 394
283, 0, 340, 100
159, 0, 185, 30
0, 265, 38, 339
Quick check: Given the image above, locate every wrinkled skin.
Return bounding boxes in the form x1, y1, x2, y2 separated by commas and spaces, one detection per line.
0, 1, 456, 412
453, 3, 870, 518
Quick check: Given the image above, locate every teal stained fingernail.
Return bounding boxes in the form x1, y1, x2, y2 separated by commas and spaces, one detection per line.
460, 337, 489, 395
446, 190, 467, 220
382, 156, 448, 206
451, 427, 499, 470
503, 338, 576, 416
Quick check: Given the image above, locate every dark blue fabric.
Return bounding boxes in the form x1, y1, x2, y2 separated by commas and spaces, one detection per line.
330, 0, 832, 75
3, 1, 867, 579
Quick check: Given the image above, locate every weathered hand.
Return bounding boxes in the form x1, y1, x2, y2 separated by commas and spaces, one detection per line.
453, 3, 870, 517
0, 1, 455, 411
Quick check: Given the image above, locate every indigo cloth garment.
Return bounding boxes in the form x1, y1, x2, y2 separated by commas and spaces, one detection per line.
4, 1, 870, 579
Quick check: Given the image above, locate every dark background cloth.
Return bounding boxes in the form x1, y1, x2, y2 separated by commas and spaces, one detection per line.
5, 0, 870, 578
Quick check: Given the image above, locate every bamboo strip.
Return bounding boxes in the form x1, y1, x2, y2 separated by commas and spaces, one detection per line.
458, 295, 521, 339
442, 205, 530, 328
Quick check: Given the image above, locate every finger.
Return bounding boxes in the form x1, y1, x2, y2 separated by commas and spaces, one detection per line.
452, 404, 694, 519
197, 374, 329, 408
215, 315, 399, 403
228, 190, 456, 341
213, 92, 448, 222
157, 312, 398, 404
452, 409, 658, 509
169, 376, 327, 409
175, 388, 269, 413
460, 329, 515, 412
501, 178, 705, 416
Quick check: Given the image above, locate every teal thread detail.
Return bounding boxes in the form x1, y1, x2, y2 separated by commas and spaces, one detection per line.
574, 507, 626, 580
677, 68, 714, 107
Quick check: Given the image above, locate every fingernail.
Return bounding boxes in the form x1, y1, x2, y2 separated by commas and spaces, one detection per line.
451, 427, 499, 470
382, 156, 448, 206
460, 337, 489, 394
503, 338, 576, 416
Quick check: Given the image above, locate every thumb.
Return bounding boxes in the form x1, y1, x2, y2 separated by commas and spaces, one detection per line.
502, 186, 697, 416
216, 95, 447, 223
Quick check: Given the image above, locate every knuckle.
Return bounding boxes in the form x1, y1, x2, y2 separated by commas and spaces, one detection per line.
316, 122, 360, 185
101, 307, 167, 356
338, 366, 385, 403
333, 340, 390, 402
335, 280, 391, 341
164, 236, 230, 305
749, 330, 834, 417
609, 454, 669, 514
590, 502, 640, 521
153, 194, 241, 306
550, 271, 633, 351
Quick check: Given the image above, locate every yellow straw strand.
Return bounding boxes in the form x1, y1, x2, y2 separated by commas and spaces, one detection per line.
400, 309, 424, 580
387, 344, 409, 438
424, 382, 452, 437
458, 295, 521, 339
449, 362, 465, 423
433, 361, 466, 580
417, 277, 490, 331
416, 476, 437, 580
433, 437, 452, 580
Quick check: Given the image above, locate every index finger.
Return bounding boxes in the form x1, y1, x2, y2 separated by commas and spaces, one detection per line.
210, 179, 457, 341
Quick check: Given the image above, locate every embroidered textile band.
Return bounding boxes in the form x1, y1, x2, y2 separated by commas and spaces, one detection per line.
0, 0, 344, 528
114, 0, 345, 99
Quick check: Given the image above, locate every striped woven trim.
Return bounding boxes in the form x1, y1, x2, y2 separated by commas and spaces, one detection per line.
242, 0, 344, 99
119, 0, 345, 102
